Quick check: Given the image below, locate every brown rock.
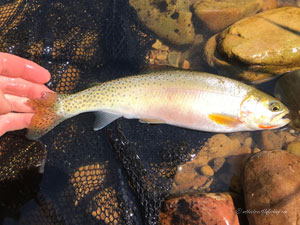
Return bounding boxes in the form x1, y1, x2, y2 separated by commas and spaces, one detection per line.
230, 175, 243, 193
206, 134, 241, 157
244, 137, 253, 148
204, 33, 274, 83
225, 149, 251, 193
205, 7, 300, 83
260, 130, 282, 150
261, 0, 278, 11
286, 142, 300, 157
253, 147, 261, 153
275, 71, 300, 132
186, 134, 241, 167
235, 146, 252, 155
211, 157, 226, 172
178, 34, 205, 70
199, 165, 214, 176
218, 7, 300, 66
243, 150, 300, 225
129, 0, 195, 45
171, 134, 241, 194
159, 193, 240, 225
228, 132, 251, 144
227, 153, 250, 173
174, 164, 198, 185
172, 164, 212, 193
152, 39, 162, 49
172, 175, 210, 193
193, 0, 262, 33
280, 130, 296, 146
167, 51, 181, 67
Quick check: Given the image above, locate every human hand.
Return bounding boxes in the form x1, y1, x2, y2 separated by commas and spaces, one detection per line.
0, 53, 52, 137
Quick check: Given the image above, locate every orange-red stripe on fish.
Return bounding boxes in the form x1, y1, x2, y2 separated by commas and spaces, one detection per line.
258, 124, 277, 129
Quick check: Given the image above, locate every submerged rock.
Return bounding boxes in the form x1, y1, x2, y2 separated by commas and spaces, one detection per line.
148, 38, 201, 69
275, 70, 300, 131
243, 150, 300, 225
257, 130, 297, 151
261, 0, 278, 11
286, 142, 300, 157
211, 157, 226, 172
171, 134, 247, 194
159, 193, 239, 225
199, 165, 214, 176
260, 130, 282, 150
205, 7, 300, 83
193, 0, 263, 33
129, 0, 195, 45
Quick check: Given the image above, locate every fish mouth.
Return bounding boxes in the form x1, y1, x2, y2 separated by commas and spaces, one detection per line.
270, 111, 290, 127
259, 111, 290, 129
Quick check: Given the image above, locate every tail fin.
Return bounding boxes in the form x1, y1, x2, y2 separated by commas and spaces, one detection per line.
26, 92, 65, 140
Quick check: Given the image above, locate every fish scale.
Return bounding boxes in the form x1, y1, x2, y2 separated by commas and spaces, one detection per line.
26, 70, 290, 140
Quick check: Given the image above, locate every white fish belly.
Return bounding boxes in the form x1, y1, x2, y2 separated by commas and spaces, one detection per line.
118, 87, 249, 132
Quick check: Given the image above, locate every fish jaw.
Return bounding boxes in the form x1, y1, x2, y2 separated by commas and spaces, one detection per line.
258, 111, 290, 129
270, 111, 290, 127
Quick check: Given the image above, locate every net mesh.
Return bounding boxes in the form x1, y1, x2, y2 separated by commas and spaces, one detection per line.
0, 1, 205, 224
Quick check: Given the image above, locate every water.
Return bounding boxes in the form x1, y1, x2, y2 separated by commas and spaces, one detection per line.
1, 1, 300, 225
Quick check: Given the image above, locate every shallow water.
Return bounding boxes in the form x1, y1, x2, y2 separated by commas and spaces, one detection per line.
1, 1, 300, 225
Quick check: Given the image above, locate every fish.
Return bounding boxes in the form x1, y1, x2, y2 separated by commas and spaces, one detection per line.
26, 70, 290, 140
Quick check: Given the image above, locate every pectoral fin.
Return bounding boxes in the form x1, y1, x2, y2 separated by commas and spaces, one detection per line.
94, 111, 121, 131
139, 118, 165, 124
208, 114, 241, 127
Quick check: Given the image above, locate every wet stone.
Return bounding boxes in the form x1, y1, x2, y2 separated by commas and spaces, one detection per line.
171, 133, 246, 194
286, 142, 300, 157
172, 163, 211, 193
253, 147, 261, 153
261, 0, 278, 11
260, 130, 282, 150
275, 71, 300, 131
193, 0, 262, 33
244, 137, 252, 148
205, 7, 300, 83
129, 0, 195, 45
243, 150, 300, 225
279, 130, 297, 146
199, 165, 214, 176
211, 157, 225, 172
159, 193, 240, 225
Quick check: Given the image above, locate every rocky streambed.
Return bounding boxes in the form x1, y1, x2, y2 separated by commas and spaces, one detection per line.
159, 129, 300, 225
130, 1, 300, 84
126, 2, 300, 224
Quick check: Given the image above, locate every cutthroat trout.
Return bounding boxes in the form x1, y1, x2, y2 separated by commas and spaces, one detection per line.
27, 70, 290, 140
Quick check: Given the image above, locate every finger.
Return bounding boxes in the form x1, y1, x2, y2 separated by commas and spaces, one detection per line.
0, 89, 11, 114
0, 52, 50, 84
0, 113, 33, 137
4, 94, 33, 113
0, 76, 53, 99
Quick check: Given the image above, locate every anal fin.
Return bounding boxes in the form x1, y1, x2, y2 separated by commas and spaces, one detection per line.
94, 111, 121, 131
139, 118, 165, 124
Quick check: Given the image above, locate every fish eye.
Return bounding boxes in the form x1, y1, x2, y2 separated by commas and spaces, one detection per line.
269, 102, 281, 112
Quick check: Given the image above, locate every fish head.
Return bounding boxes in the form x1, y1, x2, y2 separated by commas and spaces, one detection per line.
240, 90, 290, 130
